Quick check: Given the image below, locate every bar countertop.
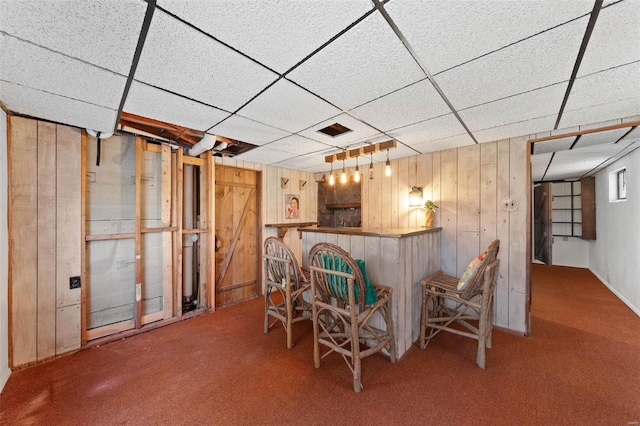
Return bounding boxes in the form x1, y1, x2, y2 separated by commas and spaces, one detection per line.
298, 226, 441, 239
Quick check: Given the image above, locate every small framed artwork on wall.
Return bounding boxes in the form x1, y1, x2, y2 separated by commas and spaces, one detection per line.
285, 194, 300, 219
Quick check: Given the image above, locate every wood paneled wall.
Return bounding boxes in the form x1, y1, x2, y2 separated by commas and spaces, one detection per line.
8, 117, 81, 367
361, 138, 530, 333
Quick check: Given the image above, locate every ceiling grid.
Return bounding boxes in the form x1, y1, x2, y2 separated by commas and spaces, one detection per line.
0, 0, 638, 176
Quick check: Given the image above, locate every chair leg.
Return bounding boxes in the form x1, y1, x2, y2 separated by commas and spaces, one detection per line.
264, 289, 270, 334
313, 310, 321, 369
351, 320, 362, 393
477, 300, 490, 369
286, 288, 293, 349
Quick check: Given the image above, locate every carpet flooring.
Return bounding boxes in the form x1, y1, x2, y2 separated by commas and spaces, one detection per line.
1, 264, 639, 425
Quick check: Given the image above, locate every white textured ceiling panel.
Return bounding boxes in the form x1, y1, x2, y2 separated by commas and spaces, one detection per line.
435, 17, 586, 110
531, 152, 553, 182
350, 79, 451, 132
620, 125, 640, 143
208, 115, 291, 146
409, 134, 475, 154
578, 1, 640, 77
232, 146, 292, 165
560, 97, 640, 130
157, 0, 372, 74
387, 114, 468, 147
134, 10, 278, 112
299, 113, 379, 146
532, 136, 577, 155
574, 127, 631, 149
473, 115, 558, 144
560, 62, 640, 128
1, 81, 117, 132
386, 0, 594, 74
124, 81, 229, 132
264, 135, 332, 156
460, 83, 567, 132
274, 148, 337, 171
237, 79, 341, 133
1, 34, 125, 109
0, 0, 145, 75
287, 12, 425, 110
545, 143, 621, 180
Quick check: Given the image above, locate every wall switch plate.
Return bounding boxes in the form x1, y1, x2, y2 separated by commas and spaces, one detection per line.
70, 276, 81, 289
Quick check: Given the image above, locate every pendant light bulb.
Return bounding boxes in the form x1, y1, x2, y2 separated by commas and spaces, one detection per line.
354, 157, 361, 183
369, 153, 374, 180
328, 162, 335, 186
385, 149, 391, 177
340, 159, 347, 184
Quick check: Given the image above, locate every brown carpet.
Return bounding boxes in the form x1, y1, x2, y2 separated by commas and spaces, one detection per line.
1, 264, 639, 425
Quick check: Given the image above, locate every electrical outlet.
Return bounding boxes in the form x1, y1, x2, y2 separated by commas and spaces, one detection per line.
69, 276, 81, 290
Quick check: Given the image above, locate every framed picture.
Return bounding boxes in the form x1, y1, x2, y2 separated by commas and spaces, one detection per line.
285, 194, 300, 219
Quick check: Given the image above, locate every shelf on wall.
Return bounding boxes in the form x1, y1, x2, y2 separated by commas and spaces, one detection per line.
325, 203, 361, 210
265, 222, 317, 240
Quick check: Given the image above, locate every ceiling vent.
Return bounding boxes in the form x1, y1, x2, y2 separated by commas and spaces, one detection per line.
318, 123, 352, 137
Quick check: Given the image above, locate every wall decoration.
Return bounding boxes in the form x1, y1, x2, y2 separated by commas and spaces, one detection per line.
285, 194, 300, 219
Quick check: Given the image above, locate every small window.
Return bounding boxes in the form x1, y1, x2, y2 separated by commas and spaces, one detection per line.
617, 169, 627, 200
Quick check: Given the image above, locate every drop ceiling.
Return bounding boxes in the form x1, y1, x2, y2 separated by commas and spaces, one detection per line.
1, 0, 639, 177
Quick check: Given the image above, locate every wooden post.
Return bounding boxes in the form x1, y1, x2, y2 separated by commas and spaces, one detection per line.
134, 137, 143, 328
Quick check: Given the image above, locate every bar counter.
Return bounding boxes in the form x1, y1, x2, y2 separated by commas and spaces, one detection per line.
300, 226, 441, 359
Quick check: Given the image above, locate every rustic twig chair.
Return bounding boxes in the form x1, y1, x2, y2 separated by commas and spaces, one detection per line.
308, 242, 396, 392
419, 239, 500, 368
263, 237, 311, 349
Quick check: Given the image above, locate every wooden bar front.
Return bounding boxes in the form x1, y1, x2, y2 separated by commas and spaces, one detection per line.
300, 226, 441, 359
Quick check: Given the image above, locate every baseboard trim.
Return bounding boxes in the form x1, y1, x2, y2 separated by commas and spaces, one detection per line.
589, 268, 640, 317
0, 366, 10, 394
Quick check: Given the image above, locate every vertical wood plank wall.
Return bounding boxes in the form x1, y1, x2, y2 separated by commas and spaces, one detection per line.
9, 117, 81, 367
360, 138, 529, 333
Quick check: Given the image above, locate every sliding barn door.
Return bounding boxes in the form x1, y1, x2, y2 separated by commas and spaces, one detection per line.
215, 166, 259, 306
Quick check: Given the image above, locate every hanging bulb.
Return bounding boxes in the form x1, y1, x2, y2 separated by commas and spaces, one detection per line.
328, 163, 335, 186
340, 159, 347, 184
369, 153, 374, 180
354, 157, 361, 183
385, 149, 391, 177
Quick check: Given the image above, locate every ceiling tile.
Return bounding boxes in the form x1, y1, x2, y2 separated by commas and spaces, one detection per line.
134, 10, 278, 112
299, 113, 379, 146
0, 0, 145, 75
578, 1, 640, 77
350, 79, 451, 132
387, 114, 468, 147
573, 127, 631, 149
560, 62, 640, 128
532, 136, 577, 155
208, 115, 291, 146
124, 81, 229, 131
157, 0, 373, 74
545, 143, 622, 180
531, 152, 553, 182
237, 79, 341, 133
232, 146, 292, 164
264, 134, 332, 156
409, 134, 475, 154
274, 148, 337, 171
460, 83, 567, 132
386, 0, 594, 75
435, 17, 586, 110
1, 34, 126, 109
620, 125, 640, 143
287, 12, 425, 110
0, 80, 117, 132
472, 115, 558, 144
